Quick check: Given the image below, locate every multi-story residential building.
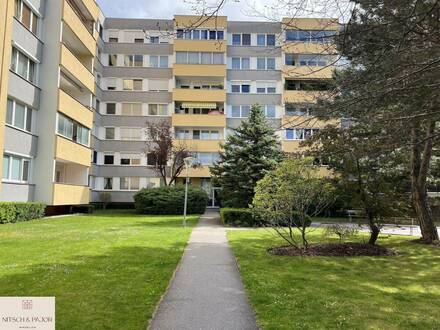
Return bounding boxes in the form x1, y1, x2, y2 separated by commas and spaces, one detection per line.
0, 0, 339, 213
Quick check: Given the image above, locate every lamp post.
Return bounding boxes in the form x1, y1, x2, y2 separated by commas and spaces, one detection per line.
183, 156, 195, 227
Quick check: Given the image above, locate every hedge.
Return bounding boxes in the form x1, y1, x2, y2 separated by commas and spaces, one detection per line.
134, 186, 208, 215
0, 202, 46, 224
220, 208, 260, 227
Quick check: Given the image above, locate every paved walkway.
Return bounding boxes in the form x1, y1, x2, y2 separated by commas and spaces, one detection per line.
149, 210, 258, 330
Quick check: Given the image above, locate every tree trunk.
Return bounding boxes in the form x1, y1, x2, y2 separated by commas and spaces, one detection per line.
410, 121, 439, 243
367, 212, 380, 245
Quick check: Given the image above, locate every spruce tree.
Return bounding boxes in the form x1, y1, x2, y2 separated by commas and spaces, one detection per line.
211, 104, 283, 207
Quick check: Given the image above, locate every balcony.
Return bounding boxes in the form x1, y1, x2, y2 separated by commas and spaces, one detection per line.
178, 166, 212, 178
282, 140, 304, 153
172, 114, 226, 127
283, 42, 337, 55
173, 64, 226, 77
60, 44, 95, 93
55, 136, 91, 167
53, 183, 90, 205
62, 0, 96, 55
282, 115, 339, 129
173, 88, 226, 102
174, 139, 223, 152
58, 89, 93, 128
283, 90, 329, 103
174, 39, 227, 52
283, 65, 334, 80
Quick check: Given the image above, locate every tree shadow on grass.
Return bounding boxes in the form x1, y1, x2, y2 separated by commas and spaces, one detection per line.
0, 244, 186, 330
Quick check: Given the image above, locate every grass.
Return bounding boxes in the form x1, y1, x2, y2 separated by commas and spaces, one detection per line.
227, 228, 440, 330
0, 210, 198, 329
312, 216, 440, 226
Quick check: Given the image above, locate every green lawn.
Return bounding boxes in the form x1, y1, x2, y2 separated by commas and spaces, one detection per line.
228, 229, 440, 330
0, 210, 198, 329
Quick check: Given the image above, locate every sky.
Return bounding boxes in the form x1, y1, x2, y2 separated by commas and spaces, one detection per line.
96, 0, 271, 21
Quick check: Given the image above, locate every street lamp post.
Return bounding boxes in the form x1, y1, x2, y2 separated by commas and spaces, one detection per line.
183, 157, 195, 227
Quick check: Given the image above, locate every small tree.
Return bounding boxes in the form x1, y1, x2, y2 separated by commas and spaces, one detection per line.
145, 120, 192, 186
211, 104, 283, 207
253, 158, 336, 249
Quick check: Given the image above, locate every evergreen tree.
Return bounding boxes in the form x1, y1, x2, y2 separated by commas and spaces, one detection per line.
211, 105, 283, 207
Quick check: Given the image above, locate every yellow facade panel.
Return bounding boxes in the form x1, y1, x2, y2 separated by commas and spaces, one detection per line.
282, 18, 339, 31
172, 114, 226, 127
283, 90, 329, 103
80, 0, 100, 20
173, 88, 226, 102
179, 166, 212, 178
283, 65, 334, 80
55, 136, 91, 167
174, 139, 223, 152
282, 115, 339, 129
282, 42, 337, 54
60, 44, 95, 93
58, 89, 93, 128
174, 15, 227, 29
53, 183, 90, 205
282, 140, 305, 153
63, 0, 96, 55
174, 39, 226, 52
173, 64, 226, 77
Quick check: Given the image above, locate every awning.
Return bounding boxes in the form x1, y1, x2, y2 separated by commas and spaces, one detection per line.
181, 102, 217, 109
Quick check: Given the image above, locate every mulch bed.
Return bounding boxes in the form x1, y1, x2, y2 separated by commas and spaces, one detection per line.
268, 243, 397, 257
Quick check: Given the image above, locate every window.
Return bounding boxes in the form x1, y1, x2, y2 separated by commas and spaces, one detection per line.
121, 103, 142, 116
231, 58, 241, 70
109, 54, 117, 66
57, 113, 89, 146
120, 127, 142, 141
231, 83, 250, 93
285, 80, 332, 91
134, 38, 144, 43
175, 129, 190, 139
209, 31, 216, 40
176, 52, 223, 65
195, 153, 220, 165
176, 29, 184, 39
257, 58, 265, 70
285, 103, 313, 116
241, 84, 250, 93
2, 154, 30, 182
123, 79, 143, 91
188, 52, 199, 64
120, 154, 141, 166
106, 78, 116, 90
298, 54, 330, 66
265, 105, 276, 118
257, 34, 265, 46
241, 58, 250, 70
213, 53, 223, 64
232, 34, 241, 45
285, 54, 295, 66
267, 58, 275, 70
105, 127, 115, 140
104, 178, 113, 190
230, 105, 251, 118
201, 30, 208, 39
256, 57, 276, 70
150, 36, 159, 44
6, 98, 32, 132
176, 52, 187, 64
286, 30, 336, 43
10, 48, 36, 83
148, 104, 168, 116
285, 128, 319, 140
150, 56, 168, 68
193, 30, 200, 39
257, 82, 277, 94
148, 79, 168, 91
267, 34, 275, 46
14, 0, 38, 35
231, 84, 240, 93
160, 56, 169, 68
109, 37, 118, 42
104, 154, 114, 165
242, 34, 251, 45
134, 55, 143, 66
120, 177, 140, 190
124, 55, 134, 67
106, 103, 116, 115
217, 31, 224, 40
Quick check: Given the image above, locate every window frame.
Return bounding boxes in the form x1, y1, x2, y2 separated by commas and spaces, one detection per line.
2, 154, 30, 183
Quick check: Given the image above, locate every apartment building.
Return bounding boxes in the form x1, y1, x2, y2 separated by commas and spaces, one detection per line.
0, 0, 339, 211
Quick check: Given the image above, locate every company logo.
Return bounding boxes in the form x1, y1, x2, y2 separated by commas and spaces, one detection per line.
0, 297, 55, 330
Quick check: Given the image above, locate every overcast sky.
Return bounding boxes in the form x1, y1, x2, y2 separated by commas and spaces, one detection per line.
96, 0, 353, 22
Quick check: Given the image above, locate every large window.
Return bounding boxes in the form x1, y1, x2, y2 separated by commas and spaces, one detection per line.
195, 152, 220, 165
285, 128, 319, 140
57, 113, 90, 146
124, 55, 143, 67
123, 79, 143, 91
14, 0, 38, 35
150, 55, 169, 68
232, 33, 250, 46
108, 54, 117, 66
231, 83, 250, 93
120, 177, 140, 190
120, 154, 141, 166
104, 177, 113, 190
3, 154, 30, 183
175, 52, 224, 65
231, 57, 250, 70
285, 80, 332, 91
176, 29, 224, 40
256, 82, 277, 94
121, 103, 142, 116
257, 34, 276, 46
257, 57, 276, 70
231, 105, 251, 118
286, 30, 336, 43
120, 128, 142, 141
264, 105, 276, 118
6, 98, 32, 132
10, 48, 36, 83
105, 127, 115, 140
148, 104, 168, 116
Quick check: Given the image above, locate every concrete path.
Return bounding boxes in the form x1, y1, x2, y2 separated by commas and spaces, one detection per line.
149, 210, 258, 330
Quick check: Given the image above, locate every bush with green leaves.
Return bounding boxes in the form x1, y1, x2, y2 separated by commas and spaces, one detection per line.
220, 208, 261, 227
323, 224, 359, 243
0, 202, 46, 224
134, 186, 208, 215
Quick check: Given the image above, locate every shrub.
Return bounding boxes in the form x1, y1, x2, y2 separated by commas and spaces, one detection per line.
323, 224, 359, 243
220, 208, 260, 227
134, 186, 208, 215
0, 202, 46, 224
